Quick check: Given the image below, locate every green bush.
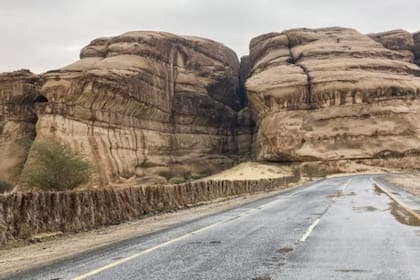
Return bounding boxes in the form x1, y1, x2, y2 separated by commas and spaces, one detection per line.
20, 141, 92, 191
0, 181, 12, 193
291, 166, 301, 179
301, 163, 326, 180
158, 171, 175, 181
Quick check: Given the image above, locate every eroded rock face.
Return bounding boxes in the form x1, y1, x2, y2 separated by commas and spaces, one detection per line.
246, 27, 420, 168
0, 70, 42, 185
368, 29, 415, 62
413, 31, 420, 66
29, 31, 250, 186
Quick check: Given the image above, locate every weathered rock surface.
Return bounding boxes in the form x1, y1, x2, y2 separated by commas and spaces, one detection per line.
413, 31, 420, 66
0, 32, 254, 188
368, 29, 415, 62
0, 70, 42, 185
32, 31, 253, 186
4, 27, 420, 187
246, 27, 420, 168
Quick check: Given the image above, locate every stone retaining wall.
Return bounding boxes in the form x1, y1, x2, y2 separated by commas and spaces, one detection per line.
0, 176, 297, 246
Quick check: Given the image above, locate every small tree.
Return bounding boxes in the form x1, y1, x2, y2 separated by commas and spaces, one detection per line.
20, 141, 92, 191
0, 181, 12, 193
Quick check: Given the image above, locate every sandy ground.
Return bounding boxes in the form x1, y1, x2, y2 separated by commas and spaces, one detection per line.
0, 179, 307, 278
202, 161, 292, 180
384, 173, 420, 198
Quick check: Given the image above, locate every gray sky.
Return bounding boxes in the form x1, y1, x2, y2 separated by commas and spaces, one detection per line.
1, 0, 420, 73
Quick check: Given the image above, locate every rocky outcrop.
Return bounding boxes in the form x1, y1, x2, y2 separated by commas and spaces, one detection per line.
246, 27, 420, 168
17, 31, 251, 187
0, 70, 43, 186
0, 32, 253, 188
4, 27, 420, 187
413, 31, 420, 66
368, 29, 415, 62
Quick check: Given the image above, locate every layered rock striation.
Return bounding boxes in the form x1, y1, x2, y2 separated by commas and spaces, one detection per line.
0, 70, 43, 185
4, 27, 420, 187
36, 31, 254, 186
1, 32, 253, 188
246, 27, 420, 168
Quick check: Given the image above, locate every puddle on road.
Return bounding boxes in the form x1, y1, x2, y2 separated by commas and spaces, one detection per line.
374, 186, 384, 196
277, 247, 293, 254
390, 202, 420, 227
187, 240, 222, 246
374, 186, 420, 226
352, 206, 387, 213
328, 191, 356, 199
252, 276, 272, 280
336, 269, 368, 273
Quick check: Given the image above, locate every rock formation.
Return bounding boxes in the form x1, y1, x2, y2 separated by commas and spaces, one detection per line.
4, 27, 420, 188
0, 70, 43, 185
413, 31, 420, 66
1, 32, 253, 188
246, 27, 420, 169
368, 29, 415, 62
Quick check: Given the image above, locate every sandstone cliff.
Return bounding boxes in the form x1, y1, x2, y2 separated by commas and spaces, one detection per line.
36, 31, 254, 186
246, 27, 420, 169
413, 31, 420, 66
0, 70, 43, 186
4, 27, 420, 188
0, 32, 254, 188
367, 29, 415, 62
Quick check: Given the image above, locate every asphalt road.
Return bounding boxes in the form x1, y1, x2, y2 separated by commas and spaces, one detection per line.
9, 175, 420, 280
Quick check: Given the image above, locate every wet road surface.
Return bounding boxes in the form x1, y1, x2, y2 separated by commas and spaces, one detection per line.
8, 175, 420, 280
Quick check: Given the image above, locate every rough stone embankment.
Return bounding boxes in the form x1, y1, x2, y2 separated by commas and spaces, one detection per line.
0, 176, 297, 246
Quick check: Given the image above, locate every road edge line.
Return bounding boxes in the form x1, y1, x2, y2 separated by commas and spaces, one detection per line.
370, 177, 420, 222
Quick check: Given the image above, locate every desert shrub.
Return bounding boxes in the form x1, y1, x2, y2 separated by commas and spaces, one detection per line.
0, 181, 12, 193
301, 164, 327, 180
158, 170, 175, 181
171, 179, 186, 184
291, 166, 301, 179
20, 141, 92, 191
189, 175, 204, 181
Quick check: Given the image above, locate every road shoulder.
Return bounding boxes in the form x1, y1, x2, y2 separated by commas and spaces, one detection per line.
370, 176, 420, 222
0, 180, 310, 278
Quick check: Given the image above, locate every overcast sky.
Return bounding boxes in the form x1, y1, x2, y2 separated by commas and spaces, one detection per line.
1, 0, 420, 73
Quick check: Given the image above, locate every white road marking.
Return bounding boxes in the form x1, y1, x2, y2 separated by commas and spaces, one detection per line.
299, 218, 320, 242
73, 206, 262, 279
73, 180, 329, 279
342, 178, 352, 191
300, 178, 352, 241
73, 220, 225, 279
